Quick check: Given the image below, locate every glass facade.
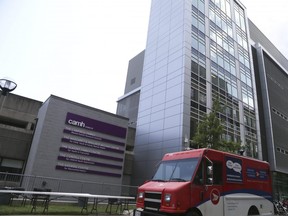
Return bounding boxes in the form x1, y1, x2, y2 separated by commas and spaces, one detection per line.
133, 0, 260, 185
190, 0, 258, 157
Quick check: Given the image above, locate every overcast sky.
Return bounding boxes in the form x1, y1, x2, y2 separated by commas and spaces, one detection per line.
0, 0, 287, 114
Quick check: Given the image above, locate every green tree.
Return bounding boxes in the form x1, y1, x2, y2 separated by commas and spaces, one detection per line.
191, 98, 241, 153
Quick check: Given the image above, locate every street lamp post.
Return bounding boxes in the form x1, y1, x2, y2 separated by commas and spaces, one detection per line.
0, 79, 17, 96
0, 78, 17, 110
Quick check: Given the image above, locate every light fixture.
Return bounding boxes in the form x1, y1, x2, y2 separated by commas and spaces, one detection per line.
0, 78, 17, 96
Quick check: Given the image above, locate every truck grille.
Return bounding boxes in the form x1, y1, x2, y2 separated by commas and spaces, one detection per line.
144, 191, 162, 211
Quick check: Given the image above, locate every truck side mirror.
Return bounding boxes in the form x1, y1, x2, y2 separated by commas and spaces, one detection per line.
207, 165, 213, 176
205, 158, 213, 185
207, 177, 213, 184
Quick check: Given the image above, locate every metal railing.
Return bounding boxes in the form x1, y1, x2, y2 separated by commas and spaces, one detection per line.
0, 172, 138, 198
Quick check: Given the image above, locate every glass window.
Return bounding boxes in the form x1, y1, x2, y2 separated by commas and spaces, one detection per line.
199, 65, 206, 78
248, 96, 254, 108
222, 20, 227, 33
240, 16, 246, 31
226, 1, 231, 17
224, 60, 230, 71
232, 86, 238, 98
247, 77, 252, 87
230, 64, 236, 76
213, 162, 223, 185
241, 72, 246, 83
212, 73, 218, 86
192, 36, 198, 49
220, 0, 225, 12
219, 75, 226, 89
215, 0, 220, 8
193, 160, 204, 185
0, 158, 24, 174
209, 9, 215, 22
227, 83, 232, 95
245, 58, 250, 68
237, 34, 242, 45
242, 91, 248, 105
192, 0, 197, 7
235, 10, 240, 26
192, 61, 198, 73
191, 88, 198, 100
152, 158, 200, 182
227, 26, 233, 37
192, 15, 197, 27
198, 0, 205, 13
243, 41, 248, 50
199, 92, 206, 105
223, 41, 228, 51
1, 159, 23, 169
199, 42, 206, 55
216, 15, 221, 27
210, 30, 216, 41
199, 21, 205, 33
217, 35, 223, 46
218, 55, 224, 67
229, 45, 234, 56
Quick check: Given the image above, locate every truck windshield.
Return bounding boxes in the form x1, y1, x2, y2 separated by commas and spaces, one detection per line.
152, 157, 199, 182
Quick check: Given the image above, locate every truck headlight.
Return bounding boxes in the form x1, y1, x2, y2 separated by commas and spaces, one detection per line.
164, 194, 171, 203
138, 192, 144, 199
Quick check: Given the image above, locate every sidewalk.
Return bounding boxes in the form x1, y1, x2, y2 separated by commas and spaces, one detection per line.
0, 214, 132, 216
0, 215, 133, 216
0, 210, 134, 216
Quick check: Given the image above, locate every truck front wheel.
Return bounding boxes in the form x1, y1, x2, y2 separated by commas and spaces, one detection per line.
185, 210, 201, 216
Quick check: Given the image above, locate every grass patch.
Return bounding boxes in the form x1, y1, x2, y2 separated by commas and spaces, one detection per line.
0, 201, 135, 215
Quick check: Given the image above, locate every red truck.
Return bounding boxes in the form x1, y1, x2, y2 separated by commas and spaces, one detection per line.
134, 148, 274, 216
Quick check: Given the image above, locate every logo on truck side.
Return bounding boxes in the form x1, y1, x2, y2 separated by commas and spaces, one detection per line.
225, 156, 243, 183
210, 188, 220, 205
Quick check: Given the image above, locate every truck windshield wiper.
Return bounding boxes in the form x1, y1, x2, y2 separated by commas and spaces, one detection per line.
152, 179, 166, 182
170, 178, 187, 182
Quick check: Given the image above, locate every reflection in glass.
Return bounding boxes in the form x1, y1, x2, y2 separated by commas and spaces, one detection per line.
152, 158, 200, 182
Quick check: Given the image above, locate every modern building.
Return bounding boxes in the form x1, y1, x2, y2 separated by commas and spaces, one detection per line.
250, 20, 288, 199
0, 93, 135, 195
0, 92, 42, 175
116, 50, 145, 189
117, 0, 288, 199
23, 95, 130, 193
120, 0, 260, 186
117, 50, 145, 128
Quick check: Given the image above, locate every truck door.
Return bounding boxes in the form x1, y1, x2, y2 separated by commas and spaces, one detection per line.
195, 157, 223, 215
206, 158, 223, 215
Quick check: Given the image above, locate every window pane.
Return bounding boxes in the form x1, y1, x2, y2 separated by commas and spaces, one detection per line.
199, 42, 205, 55
211, 50, 217, 62
198, 0, 205, 13
232, 86, 238, 98
192, 37, 198, 49
2, 159, 23, 169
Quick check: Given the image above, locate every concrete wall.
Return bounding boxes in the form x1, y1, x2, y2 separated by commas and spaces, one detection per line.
0, 93, 42, 173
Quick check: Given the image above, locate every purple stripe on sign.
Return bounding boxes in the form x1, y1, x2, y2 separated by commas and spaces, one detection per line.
59, 147, 123, 162
63, 129, 125, 146
65, 112, 127, 138
55, 165, 121, 178
57, 156, 122, 169
61, 138, 124, 154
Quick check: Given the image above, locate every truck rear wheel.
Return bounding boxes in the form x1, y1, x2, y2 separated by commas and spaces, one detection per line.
247, 206, 260, 216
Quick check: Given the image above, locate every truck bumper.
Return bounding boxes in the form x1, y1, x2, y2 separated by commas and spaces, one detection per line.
133, 208, 173, 216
